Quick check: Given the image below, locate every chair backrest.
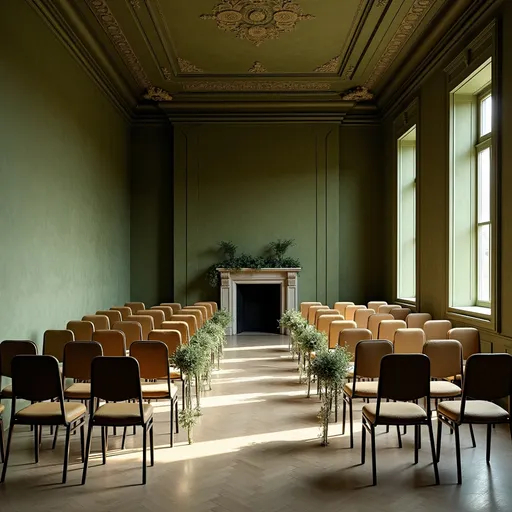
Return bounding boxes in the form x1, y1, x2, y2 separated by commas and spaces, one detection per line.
91, 356, 143, 403
354, 308, 375, 329
110, 306, 132, 320
333, 302, 354, 318
378, 353, 430, 403
92, 330, 127, 357
391, 307, 411, 321
353, 339, 393, 380
82, 314, 110, 331
96, 310, 122, 327
148, 329, 182, 356
378, 304, 401, 314
315, 309, 339, 328
161, 321, 190, 343
125, 301, 145, 312
205, 301, 218, 313
316, 314, 343, 335
406, 312, 432, 329
423, 340, 463, 379
0, 340, 38, 377
367, 301, 387, 312
112, 321, 143, 349
63, 341, 103, 381
345, 305, 366, 321
66, 320, 94, 341
339, 328, 372, 358
448, 327, 480, 360
367, 313, 394, 339
177, 309, 204, 328
378, 320, 407, 341
150, 306, 174, 321
43, 330, 74, 362
423, 319, 452, 340
185, 305, 208, 324
300, 302, 321, 319
194, 302, 214, 319
131, 341, 171, 381
328, 320, 357, 349
136, 309, 165, 329
393, 328, 425, 354
161, 303, 183, 314
12, 354, 64, 403
170, 315, 198, 336
462, 353, 512, 402
308, 305, 329, 324
126, 315, 154, 340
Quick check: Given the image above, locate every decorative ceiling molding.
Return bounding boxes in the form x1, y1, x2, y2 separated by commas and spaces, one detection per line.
161, 67, 173, 80
364, 0, 436, 88
200, 0, 315, 46
248, 61, 268, 73
376, 0, 389, 7
314, 56, 341, 73
341, 86, 374, 102
129, 0, 141, 9
178, 58, 204, 73
143, 86, 173, 102
85, 0, 150, 88
183, 81, 331, 92
343, 65, 355, 80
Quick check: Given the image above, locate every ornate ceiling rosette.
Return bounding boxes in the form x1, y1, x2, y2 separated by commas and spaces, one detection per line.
200, 0, 315, 46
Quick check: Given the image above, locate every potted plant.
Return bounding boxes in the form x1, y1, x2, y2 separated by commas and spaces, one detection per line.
296, 325, 328, 397
279, 309, 308, 356
311, 347, 352, 445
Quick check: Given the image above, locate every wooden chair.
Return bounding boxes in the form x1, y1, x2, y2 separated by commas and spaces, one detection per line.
367, 301, 387, 313
308, 305, 329, 325
43, 330, 74, 362
333, 302, 354, 318
147, 330, 183, 389
361, 354, 439, 486
136, 309, 165, 329
423, 320, 452, 340
110, 306, 132, 320
300, 302, 321, 319
342, 340, 393, 448
170, 315, 198, 337
125, 301, 145, 312
194, 302, 214, 319
150, 306, 174, 321
126, 315, 154, 340
96, 310, 122, 327
315, 309, 339, 328
82, 315, 110, 331
378, 320, 407, 341
367, 314, 393, 339
0, 340, 38, 399
354, 308, 375, 329
184, 305, 208, 325
204, 301, 218, 313
92, 330, 127, 357
339, 328, 372, 360
131, 341, 179, 447
161, 321, 190, 344
390, 307, 411, 321
378, 304, 402, 314
1, 355, 86, 484
66, 320, 94, 341
448, 327, 480, 361
328, 321, 356, 349
406, 312, 432, 329
82, 356, 154, 485
161, 303, 182, 314
437, 353, 512, 484
179, 308, 204, 328
345, 305, 366, 321
393, 328, 425, 354
316, 314, 343, 335
112, 321, 143, 350
63, 342, 103, 402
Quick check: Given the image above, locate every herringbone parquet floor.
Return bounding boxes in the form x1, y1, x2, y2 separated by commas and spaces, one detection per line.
1, 334, 512, 511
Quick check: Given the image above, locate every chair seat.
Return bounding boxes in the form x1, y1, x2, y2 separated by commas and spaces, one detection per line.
64, 382, 91, 399
363, 402, 427, 425
93, 403, 153, 426
430, 380, 461, 398
16, 402, 86, 425
343, 381, 379, 398
141, 382, 178, 399
169, 367, 182, 380
0, 385, 12, 398
438, 400, 509, 424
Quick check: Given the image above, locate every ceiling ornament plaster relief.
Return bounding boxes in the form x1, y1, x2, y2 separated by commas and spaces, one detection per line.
85, 0, 150, 88
341, 85, 374, 101
343, 65, 355, 80
178, 58, 204, 73
376, 0, 389, 7
143, 86, 173, 102
314, 55, 341, 73
365, 0, 436, 88
248, 61, 268, 73
161, 67, 173, 80
183, 81, 331, 92
129, 0, 141, 9
200, 0, 315, 46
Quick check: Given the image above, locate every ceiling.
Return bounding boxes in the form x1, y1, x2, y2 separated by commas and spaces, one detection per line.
55, 0, 449, 103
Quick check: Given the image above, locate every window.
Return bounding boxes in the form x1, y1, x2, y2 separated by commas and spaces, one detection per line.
449, 60, 494, 317
397, 126, 416, 302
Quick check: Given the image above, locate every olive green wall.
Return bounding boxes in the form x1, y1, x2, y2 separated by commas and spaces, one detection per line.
0, 0, 131, 352
384, 3, 512, 353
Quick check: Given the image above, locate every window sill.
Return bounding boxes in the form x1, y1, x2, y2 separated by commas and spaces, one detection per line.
396, 297, 416, 306
446, 306, 494, 331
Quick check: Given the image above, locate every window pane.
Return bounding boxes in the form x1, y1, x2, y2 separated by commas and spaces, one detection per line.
478, 147, 491, 223
480, 95, 492, 136
477, 223, 491, 303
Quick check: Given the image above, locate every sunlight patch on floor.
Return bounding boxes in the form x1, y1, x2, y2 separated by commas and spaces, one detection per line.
223, 345, 289, 352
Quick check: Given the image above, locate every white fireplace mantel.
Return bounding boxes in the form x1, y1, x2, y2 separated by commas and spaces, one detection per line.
218, 268, 301, 335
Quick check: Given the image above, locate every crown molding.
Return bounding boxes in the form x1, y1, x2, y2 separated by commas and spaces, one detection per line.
29, 0, 138, 120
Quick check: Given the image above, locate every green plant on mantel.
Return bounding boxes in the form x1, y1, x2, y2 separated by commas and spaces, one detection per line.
206, 239, 301, 287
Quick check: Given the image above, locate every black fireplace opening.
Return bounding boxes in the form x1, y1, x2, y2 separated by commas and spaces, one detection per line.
236, 284, 280, 334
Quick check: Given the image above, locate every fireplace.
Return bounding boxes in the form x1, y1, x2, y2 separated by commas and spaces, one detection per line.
236, 284, 280, 334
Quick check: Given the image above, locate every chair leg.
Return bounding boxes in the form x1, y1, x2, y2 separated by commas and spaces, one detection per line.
396, 426, 402, 448
170, 399, 174, 448
469, 423, 476, 448
427, 421, 440, 485
454, 425, 462, 485
122, 427, 128, 450
334, 386, 338, 422
436, 419, 443, 462
149, 423, 154, 467
34, 423, 40, 463
80, 423, 85, 463
0, 422, 15, 483
349, 400, 354, 449
101, 427, 107, 465
361, 421, 366, 465
52, 426, 59, 450
414, 425, 419, 464
486, 423, 492, 464
175, 399, 179, 434
62, 425, 71, 484
81, 423, 94, 485
341, 396, 346, 435
142, 425, 147, 485
371, 426, 377, 486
